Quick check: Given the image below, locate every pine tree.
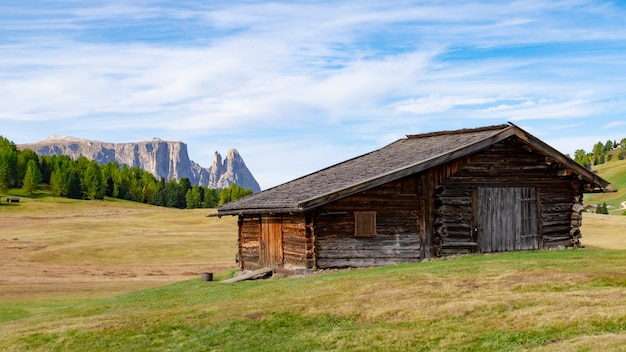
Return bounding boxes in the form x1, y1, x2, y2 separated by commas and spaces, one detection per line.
142, 181, 157, 204
66, 169, 83, 199
592, 142, 606, 165
203, 188, 220, 208
219, 184, 253, 205
22, 160, 42, 195
165, 179, 183, 208
185, 186, 202, 209
151, 178, 166, 206
129, 177, 143, 202
0, 163, 10, 194
619, 138, 626, 160
100, 163, 119, 197
596, 202, 609, 215
0, 136, 18, 189
17, 149, 39, 188
219, 187, 232, 205
83, 162, 104, 200
50, 168, 67, 196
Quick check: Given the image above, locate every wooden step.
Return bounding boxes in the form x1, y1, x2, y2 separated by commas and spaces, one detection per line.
221, 267, 274, 283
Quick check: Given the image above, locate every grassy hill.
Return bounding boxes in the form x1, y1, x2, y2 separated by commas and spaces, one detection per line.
1, 193, 625, 351
586, 155, 626, 214
0, 250, 624, 351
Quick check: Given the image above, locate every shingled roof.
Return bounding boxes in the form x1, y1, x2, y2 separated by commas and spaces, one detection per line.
217, 123, 609, 216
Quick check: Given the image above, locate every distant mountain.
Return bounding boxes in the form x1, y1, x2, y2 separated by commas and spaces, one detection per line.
17, 136, 261, 193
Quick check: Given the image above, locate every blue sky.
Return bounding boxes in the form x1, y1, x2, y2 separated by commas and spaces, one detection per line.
2, 1, 626, 189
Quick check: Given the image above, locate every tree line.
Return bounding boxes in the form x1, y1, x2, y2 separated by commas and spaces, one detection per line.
0, 136, 252, 208
573, 138, 626, 169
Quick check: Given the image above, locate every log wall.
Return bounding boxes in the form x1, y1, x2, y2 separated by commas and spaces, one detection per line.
238, 216, 261, 269
312, 178, 422, 269
281, 214, 315, 270
429, 138, 587, 257
238, 214, 314, 271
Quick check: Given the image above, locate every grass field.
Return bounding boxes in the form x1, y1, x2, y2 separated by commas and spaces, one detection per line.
0, 193, 624, 351
0, 193, 238, 308
586, 157, 626, 214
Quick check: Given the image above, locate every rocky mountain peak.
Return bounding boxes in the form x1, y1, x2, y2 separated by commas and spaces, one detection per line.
212, 150, 223, 166
226, 148, 241, 159
43, 135, 87, 143
212, 148, 257, 190
17, 137, 261, 193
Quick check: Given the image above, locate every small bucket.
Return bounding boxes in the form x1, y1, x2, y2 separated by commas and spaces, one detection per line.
201, 272, 213, 282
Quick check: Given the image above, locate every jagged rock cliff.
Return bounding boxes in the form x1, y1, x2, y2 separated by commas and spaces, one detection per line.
17, 136, 261, 192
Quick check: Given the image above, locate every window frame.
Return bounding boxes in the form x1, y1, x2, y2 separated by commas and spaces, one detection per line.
354, 211, 377, 237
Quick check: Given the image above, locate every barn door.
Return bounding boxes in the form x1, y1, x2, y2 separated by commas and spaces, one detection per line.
260, 217, 283, 267
476, 187, 540, 252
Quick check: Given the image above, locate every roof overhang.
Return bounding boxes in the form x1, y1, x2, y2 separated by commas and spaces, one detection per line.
217, 123, 610, 216
507, 122, 609, 189
297, 123, 609, 211
211, 207, 302, 217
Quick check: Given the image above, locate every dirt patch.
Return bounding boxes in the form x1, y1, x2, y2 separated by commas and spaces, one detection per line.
0, 238, 48, 260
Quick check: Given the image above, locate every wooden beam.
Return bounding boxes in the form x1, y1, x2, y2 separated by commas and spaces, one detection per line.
221, 267, 274, 283
442, 241, 478, 247
557, 168, 572, 176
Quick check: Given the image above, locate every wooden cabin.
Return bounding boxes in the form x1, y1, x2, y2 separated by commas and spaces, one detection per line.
216, 124, 609, 272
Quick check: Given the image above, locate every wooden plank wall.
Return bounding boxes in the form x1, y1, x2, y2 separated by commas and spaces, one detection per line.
282, 214, 315, 269
475, 187, 539, 252
313, 178, 422, 269
261, 217, 283, 267
238, 216, 261, 269
238, 214, 314, 271
431, 138, 586, 257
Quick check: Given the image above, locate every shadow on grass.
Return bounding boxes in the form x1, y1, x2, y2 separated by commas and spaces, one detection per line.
2, 189, 52, 200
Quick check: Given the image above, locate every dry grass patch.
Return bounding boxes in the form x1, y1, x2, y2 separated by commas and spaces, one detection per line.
533, 333, 626, 352
582, 212, 626, 249
0, 195, 238, 307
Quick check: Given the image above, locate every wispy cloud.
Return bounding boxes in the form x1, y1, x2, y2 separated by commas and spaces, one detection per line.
604, 121, 626, 129
392, 95, 499, 114
2, 1, 626, 188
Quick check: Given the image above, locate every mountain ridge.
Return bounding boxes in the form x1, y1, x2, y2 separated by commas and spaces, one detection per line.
17, 136, 261, 193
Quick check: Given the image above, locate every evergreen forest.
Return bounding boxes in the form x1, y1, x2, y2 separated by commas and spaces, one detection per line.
572, 138, 626, 169
0, 136, 252, 208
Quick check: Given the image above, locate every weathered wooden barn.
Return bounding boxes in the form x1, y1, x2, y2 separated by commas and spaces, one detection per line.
216, 124, 609, 272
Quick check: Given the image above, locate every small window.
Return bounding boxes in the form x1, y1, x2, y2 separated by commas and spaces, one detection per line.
354, 211, 376, 237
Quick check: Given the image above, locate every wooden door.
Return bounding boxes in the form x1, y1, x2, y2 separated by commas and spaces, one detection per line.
476, 187, 540, 252
261, 217, 283, 267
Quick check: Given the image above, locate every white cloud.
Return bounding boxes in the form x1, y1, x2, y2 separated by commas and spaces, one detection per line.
603, 121, 626, 129
392, 95, 499, 114
3, 0, 626, 189
486, 100, 536, 112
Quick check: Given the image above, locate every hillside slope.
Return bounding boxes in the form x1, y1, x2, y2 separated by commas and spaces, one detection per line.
1, 249, 624, 351
586, 157, 626, 214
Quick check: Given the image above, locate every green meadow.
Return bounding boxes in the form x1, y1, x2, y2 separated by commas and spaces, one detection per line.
586, 155, 626, 214
0, 193, 624, 351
